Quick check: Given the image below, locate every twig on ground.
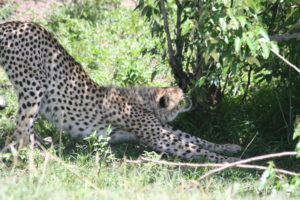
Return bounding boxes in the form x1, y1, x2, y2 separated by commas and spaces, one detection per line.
196, 151, 297, 183
271, 49, 300, 74
125, 155, 297, 176
125, 152, 297, 189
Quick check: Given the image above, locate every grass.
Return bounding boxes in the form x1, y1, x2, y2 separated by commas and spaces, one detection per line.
0, 0, 300, 199
0, 0, 15, 20
0, 144, 298, 199
0, 143, 289, 200
36, 0, 172, 87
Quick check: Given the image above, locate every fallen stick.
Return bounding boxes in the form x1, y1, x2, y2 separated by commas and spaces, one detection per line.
125, 156, 297, 176
197, 151, 297, 181
271, 49, 300, 74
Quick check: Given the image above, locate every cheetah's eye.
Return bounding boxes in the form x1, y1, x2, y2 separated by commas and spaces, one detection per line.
159, 96, 169, 108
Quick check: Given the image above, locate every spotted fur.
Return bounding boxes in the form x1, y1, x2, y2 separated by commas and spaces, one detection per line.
0, 21, 241, 162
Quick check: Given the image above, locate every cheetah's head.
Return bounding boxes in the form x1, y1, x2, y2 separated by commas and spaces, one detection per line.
153, 87, 192, 123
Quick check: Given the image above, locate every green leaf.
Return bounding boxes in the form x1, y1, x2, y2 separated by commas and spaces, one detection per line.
270, 42, 279, 54
259, 162, 276, 191
181, 19, 191, 36
203, 52, 210, 64
294, 115, 300, 157
249, 7, 256, 15
219, 16, 227, 31
234, 37, 241, 53
211, 50, 220, 62
197, 77, 206, 87
295, 142, 300, 158
134, 0, 144, 11
151, 70, 158, 82
261, 42, 270, 59
224, 35, 229, 44
231, 64, 237, 74
246, 36, 259, 56
293, 115, 300, 140
230, 16, 239, 30
259, 27, 270, 42
238, 16, 247, 27
247, 57, 261, 67
222, 66, 229, 74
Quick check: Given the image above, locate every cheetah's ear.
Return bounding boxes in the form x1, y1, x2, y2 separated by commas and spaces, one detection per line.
159, 95, 169, 108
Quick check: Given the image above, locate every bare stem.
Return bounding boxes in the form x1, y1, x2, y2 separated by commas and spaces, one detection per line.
241, 66, 252, 102
159, 0, 189, 88
271, 49, 300, 74
270, 33, 300, 41
175, 0, 183, 59
160, 0, 175, 61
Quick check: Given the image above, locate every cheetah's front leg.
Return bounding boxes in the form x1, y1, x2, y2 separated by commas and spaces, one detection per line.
162, 124, 242, 154
14, 89, 44, 147
126, 115, 240, 163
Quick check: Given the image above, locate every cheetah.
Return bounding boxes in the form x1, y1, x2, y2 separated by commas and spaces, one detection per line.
0, 21, 241, 163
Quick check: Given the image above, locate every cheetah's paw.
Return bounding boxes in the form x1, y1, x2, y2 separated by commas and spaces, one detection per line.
223, 144, 242, 153
225, 156, 241, 163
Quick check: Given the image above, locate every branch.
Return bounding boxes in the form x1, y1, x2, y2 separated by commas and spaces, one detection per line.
160, 0, 175, 62
269, 0, 279, 31
271, 49, 300, 74
159, 0, 189, 89
197, 151, 297, 181
221, 70, 230, 96
257, 0, 279, 17
241, 66, 252, 103
125, 157, 297, 177
194, 48, 204, 81
175, 0, 183, 59
270, 33, 300, 41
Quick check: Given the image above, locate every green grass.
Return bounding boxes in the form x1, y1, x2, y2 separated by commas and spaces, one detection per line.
36, 0, 172, 87
0, 0, 15, 20
0, 0, 300, 199
0, 144, 298, 199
